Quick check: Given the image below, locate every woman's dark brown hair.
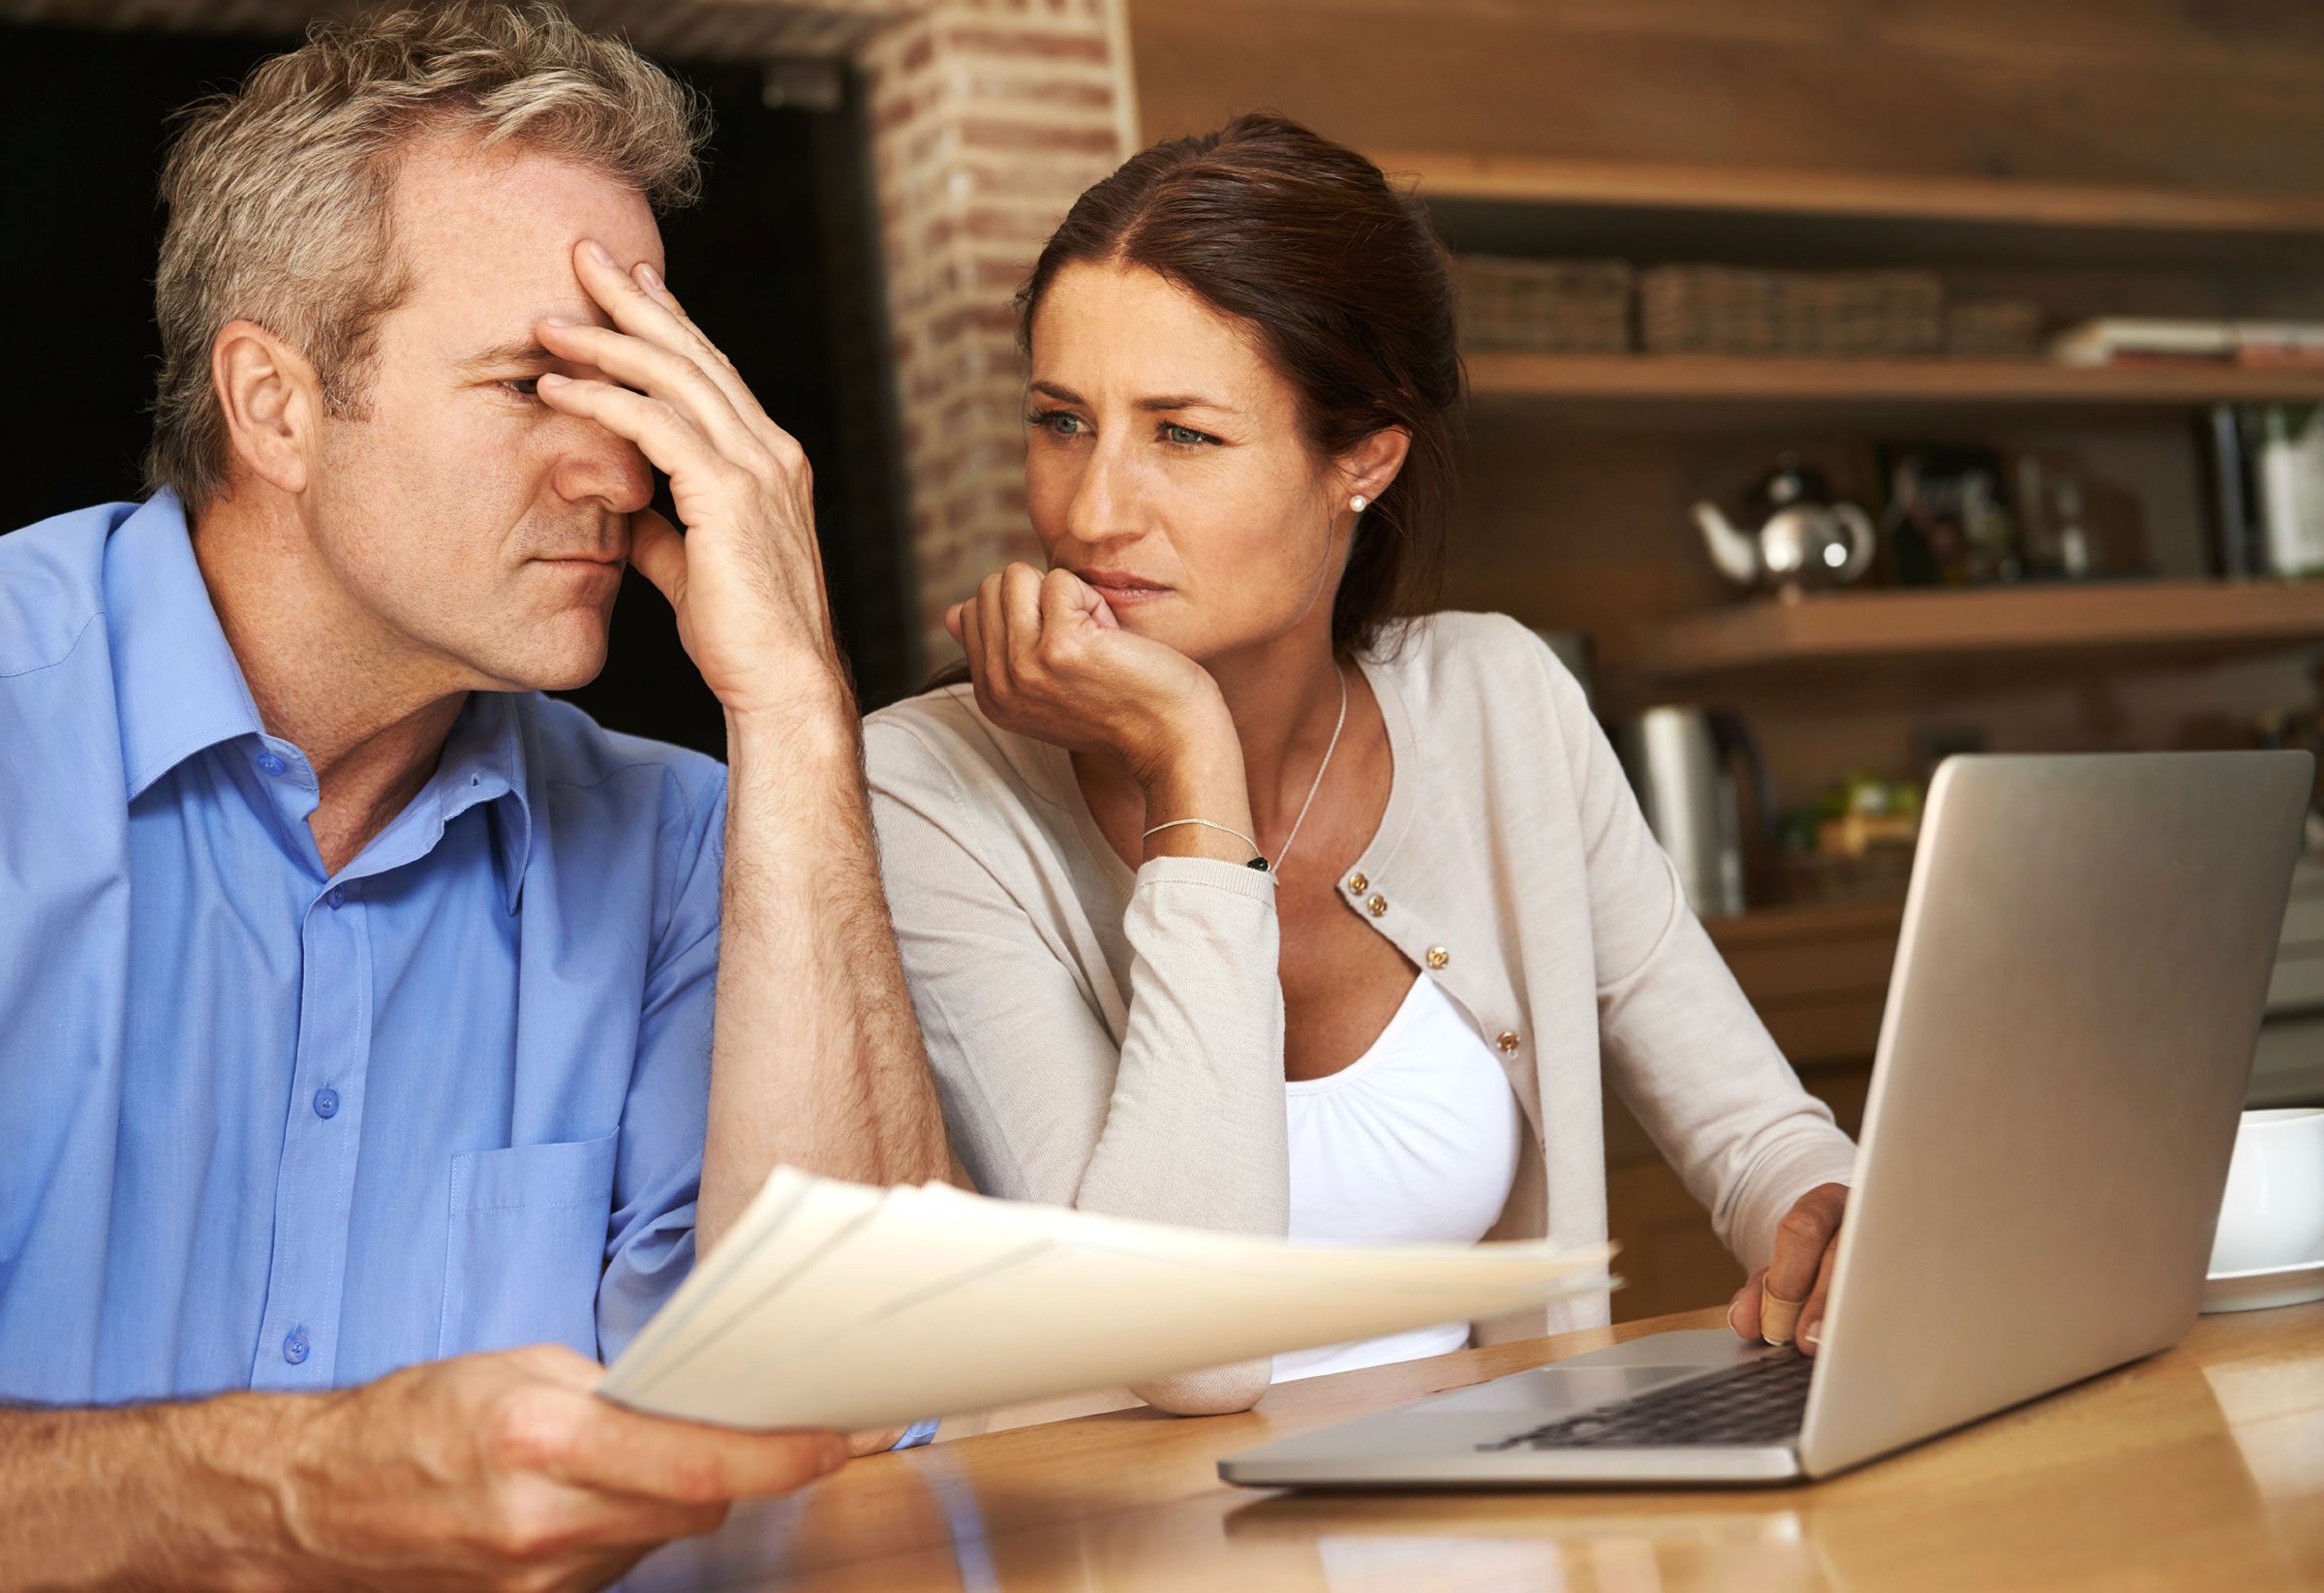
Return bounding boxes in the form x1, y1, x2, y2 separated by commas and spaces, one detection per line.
1016, 112, 1465, 657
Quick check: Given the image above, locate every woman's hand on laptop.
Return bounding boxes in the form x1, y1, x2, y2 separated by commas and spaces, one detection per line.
1728, 1182, 1850, 1355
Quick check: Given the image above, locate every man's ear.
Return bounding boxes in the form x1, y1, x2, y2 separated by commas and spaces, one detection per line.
211, 320, 322, 497
1341, 426, 1413, 506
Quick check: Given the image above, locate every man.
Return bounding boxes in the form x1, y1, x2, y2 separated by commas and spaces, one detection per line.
0, 4, 948, 1586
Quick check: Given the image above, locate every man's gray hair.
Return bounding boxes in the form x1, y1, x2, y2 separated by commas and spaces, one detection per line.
147, 0, 709, 511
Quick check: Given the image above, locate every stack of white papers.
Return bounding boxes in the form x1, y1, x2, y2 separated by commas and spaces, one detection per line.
598, 1167, 1615, 1432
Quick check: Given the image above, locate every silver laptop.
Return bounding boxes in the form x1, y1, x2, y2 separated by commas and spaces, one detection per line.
1222, 751, 2311, 1488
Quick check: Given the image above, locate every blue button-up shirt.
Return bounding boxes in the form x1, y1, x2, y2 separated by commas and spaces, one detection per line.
0, 493, 728, 1402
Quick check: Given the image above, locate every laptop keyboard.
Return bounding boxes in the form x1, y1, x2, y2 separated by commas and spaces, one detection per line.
1479, 1350, 1815, 1451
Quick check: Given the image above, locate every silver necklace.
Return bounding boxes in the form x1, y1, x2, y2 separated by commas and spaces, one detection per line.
1269, 664, 1349, 876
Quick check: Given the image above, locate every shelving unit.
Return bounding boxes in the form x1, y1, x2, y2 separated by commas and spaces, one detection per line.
1403, 144, 2324, 1195
1411, 152, 2324, 678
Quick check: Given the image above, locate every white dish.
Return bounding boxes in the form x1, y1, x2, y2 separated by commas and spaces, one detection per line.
2207, 1107, 2324, 1275
2200, 1256, 2324, 1314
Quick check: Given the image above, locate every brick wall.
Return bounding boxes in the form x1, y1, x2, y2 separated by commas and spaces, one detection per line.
856, 0, 1137, 665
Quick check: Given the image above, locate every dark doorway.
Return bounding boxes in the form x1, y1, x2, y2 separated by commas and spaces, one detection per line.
0, 26, 916, 748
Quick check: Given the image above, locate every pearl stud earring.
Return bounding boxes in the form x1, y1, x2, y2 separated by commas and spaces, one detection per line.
1351, 495, 1369, 512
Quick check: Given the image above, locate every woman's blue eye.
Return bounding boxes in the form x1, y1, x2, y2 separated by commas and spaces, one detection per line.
1161, 422, 1216, 446
1028, 411, 1083, 435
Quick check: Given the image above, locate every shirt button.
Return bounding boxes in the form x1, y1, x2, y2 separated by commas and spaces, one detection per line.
1425, 945, 1450, 969
326, 887, 346, 909
1366, 894, 1389, 917
257, 752, 287, 777
1347, 873, 1368, 895
313, 1088, 340, 1119
283, 1329, 310, 1365
1497, 1030, 1521, 1054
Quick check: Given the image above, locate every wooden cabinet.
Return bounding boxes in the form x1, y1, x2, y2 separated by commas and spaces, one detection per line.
1701, 902, 1898, 1065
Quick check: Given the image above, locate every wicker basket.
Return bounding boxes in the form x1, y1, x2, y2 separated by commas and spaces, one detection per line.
1454, 256, 1633, 353
1945, 299, 2045, 359
1639, 265, 1943, 357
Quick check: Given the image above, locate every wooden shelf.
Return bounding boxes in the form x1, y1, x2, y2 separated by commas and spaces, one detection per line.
1614, 580, 2324, 682
1386, 150, 2324, 235
1466, 352, 2324, 407
1386, 151, 2324, 272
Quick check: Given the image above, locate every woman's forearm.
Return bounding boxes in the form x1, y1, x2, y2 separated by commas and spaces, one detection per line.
1136, 716, 1259, 866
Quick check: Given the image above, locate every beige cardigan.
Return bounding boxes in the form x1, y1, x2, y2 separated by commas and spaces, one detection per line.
864, 612, 1856, 1414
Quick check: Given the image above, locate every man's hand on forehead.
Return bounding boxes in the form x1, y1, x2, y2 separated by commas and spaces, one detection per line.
534, 238, 843, 717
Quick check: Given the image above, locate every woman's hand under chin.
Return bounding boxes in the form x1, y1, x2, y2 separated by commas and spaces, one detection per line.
947, 564, 1256, 864
945, 563, 1231, 785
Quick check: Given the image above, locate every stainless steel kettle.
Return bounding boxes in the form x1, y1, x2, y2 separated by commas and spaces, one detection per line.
1613, 706, 1773, 920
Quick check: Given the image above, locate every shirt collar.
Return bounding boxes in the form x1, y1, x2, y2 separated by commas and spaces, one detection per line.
432, 690, 535, 914
104, 491, 266, 801
105, 490, 535, 912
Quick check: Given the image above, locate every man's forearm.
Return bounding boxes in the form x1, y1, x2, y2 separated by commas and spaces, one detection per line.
697, 690, 950, 1252
0, 1394, 301, 1589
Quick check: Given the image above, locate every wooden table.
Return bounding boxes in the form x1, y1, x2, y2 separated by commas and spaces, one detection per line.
628, 1302, 2324, 1591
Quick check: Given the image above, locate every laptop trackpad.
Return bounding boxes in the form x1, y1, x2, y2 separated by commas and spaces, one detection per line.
1422, 1329, 1773, 1417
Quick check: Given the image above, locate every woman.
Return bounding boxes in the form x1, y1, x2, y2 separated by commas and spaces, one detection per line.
864, 113, 1856, 1416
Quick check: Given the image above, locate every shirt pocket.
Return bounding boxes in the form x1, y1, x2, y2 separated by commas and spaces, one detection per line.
438, 1132, 619, 1362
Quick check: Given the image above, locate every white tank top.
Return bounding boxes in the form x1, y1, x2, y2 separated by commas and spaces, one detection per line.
1273, 971, 1525, 1383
